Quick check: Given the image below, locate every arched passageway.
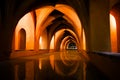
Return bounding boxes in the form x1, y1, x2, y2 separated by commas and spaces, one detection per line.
12, 4, 86, 56
1, 0, 119, 59
35, 4, 84, 51
1, 1, 120, 80
67, 42, 77, 50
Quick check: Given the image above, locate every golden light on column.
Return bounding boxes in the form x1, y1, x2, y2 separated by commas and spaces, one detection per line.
50, 29, 66, 51
82, 29, 86, 50
39, 36, 42, 49
35, 6, 54, 50
54, 29, 65, 50
110, 14, 117, 52
65, 40, 72, 49
60, 36, 70, 50
50, 35, 55, 50
39, 29, 48, 49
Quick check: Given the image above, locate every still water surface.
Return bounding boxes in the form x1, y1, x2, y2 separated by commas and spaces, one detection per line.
0, 50, 108, 80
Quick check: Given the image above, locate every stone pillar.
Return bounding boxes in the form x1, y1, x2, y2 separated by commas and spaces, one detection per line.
0, 27, 14, 60
89, 0, 111, 52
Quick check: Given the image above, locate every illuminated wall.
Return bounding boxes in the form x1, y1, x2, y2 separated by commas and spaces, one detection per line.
39, 29, 48, 49
50, 35, 55, 50
14, 12, 35, 50
110, 3, 120, 52
82, 29, 86, 50
110, 14, 117, 52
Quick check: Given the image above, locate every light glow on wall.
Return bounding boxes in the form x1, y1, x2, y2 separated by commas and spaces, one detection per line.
35, 4, 83, 50
54, 29, 65, 50
55, 4, 82, 42
60, 36, 71, 50
50, 35, 55, 49
36, 6, 54, 40
39, 37, 42, 49
110, 14, 117, 52
14, 12, 35, 50
82, 29, 86, 50
39, 29, 48, 49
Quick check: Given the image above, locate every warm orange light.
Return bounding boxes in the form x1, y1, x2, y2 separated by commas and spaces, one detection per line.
54, 29, 64, 49
39, 58, 42, 70
50, 55, 55, 70
39, 30, 48, 49
60, 36, 75, 50
36, 6, 54, 40
50, 35, 55, 49
39, 37, 42, 49
110, 14, 116, 29
83, 29, 86, 50
35, 4, 83, 51
65, 40, 72, 49
14, 12, 35, 50
110, 14, 117, 52
55, 4, 82, 41
60, 36, 71, 50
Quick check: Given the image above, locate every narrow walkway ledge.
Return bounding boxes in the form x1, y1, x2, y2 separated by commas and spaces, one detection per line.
10, 50, 49, 59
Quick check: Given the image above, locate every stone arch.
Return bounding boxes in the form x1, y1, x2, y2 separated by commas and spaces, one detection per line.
36, 4, 83, 51
67, 41, 77, 49
50, 28, 79, 51
13, 12, 35, 51
55, 4, 82, 44
60, 36, 77, 50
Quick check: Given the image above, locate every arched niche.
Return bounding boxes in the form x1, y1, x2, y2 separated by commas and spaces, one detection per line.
18, 29, 26, 50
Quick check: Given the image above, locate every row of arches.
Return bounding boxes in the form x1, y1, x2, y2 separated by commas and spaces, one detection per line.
12, 2, 120, 53
12, 4, 86, 52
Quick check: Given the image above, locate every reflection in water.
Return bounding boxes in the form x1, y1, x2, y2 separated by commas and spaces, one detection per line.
0, 50, 108, 80
52, 50, 85, 80
14, 65, 19, 80
39, 58, 42, 70
50, 55, 55, 70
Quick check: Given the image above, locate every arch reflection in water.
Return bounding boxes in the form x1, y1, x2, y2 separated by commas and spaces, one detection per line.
49, 50, 86, 80
0, 50, 110, 80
